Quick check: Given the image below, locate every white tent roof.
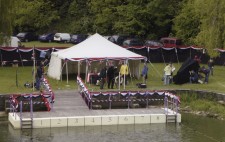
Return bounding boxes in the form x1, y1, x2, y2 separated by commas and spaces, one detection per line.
52, 33, 145, 61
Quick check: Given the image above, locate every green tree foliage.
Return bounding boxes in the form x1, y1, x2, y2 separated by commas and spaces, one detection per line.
194, 0, 225, 57
89, 0, 119, 35
12, 0, 183, 39
173, 0, 200, 45
144, 0, 182, 39
67, 0, 92, 33
89, 0, 182, 38
174, 0, 225, 57
15, 0, 59, 33
0, 0, 14, 44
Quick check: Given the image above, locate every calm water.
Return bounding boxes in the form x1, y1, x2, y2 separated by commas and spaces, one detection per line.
0, 113, 225, 142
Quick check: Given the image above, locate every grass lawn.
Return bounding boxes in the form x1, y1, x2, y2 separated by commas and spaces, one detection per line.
22, 41, 73, 48
1, 63, 225, 94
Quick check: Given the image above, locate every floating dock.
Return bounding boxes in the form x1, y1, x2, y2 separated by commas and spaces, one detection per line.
9, 90, 181, 129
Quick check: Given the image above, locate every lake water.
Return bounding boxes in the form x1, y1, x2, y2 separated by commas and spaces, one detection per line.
0, 113, 225, 142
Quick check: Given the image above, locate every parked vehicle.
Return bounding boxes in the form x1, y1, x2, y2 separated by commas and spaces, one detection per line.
103, 36, 112, 40
54, 33, 71, 43
110, 35, 132, 45
104, 36, 117, 43
144, 40, 163, 47
160, 37, 182, 48
1, 36, 21, 47
16, 32, 37, 42
123, 38, 144, 46
70, 34, 88, 44
39, 33, 55, 42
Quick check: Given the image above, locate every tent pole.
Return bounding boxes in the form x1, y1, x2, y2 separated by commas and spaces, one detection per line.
78, 61, 80, 77
66, 61, 68, 85
18, 48, 24, 67
175, 48, 180, 65
123, 73, 125, 90
85, 60, 88, 84
127, 60, 133, 85
119, 72, 120, 90
123, 60, 127, 90
161, 48, 166, 65
60, 62, 65, 82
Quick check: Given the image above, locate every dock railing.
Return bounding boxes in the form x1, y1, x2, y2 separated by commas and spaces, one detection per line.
77, 76, 180, 112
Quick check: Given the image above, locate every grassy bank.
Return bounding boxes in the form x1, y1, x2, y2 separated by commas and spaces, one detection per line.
178, 92, 225, 120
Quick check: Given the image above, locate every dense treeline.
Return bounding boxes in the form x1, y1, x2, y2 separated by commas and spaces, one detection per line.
14, 0, 182, 40
0, 0, 14, 44
1, 0, 225, 57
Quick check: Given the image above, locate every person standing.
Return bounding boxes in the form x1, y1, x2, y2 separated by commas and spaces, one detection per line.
164, 63, 172, 85
99, 66, 107, 89
35, 63, 44, 90
207, 58, 214, 76
107, 65, 115, 89
120, 62, 129, 85
141, 63, 148, 84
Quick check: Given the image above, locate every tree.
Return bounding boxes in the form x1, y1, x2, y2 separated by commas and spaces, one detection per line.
173, 0, 200, 45
194, 0, 225, 57
67, 0, 93, 33
14, 0, 59, 33
173, 0, 225, 57
144, 0, 182, 39
0, 0, 14, 44
89, 0, 182, 38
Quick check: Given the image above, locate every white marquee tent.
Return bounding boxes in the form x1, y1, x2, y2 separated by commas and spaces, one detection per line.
47, 33, 145, 82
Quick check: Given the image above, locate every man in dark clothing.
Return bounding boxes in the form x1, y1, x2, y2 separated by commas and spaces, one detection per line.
107, 65, 115, 89
189, 70, 198, 83
199, 66, 210, 84
36, 64, 43, 90
99, 67, 107, 89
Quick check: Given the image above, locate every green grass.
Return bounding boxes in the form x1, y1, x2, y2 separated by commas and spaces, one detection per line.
0, 66, 76, 94
1, 63, 225, 94
22, 41, 73, 48
1, 63, 224, 119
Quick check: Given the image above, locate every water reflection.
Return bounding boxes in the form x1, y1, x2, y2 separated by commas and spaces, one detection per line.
1, 114, 225, 142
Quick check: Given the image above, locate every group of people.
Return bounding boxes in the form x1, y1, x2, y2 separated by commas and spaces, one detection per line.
98, 62, 150, 89
190, 58, 214, 84
98, 62, 130, 89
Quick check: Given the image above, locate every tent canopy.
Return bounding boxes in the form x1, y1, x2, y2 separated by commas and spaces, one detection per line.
48, 33, 145, 80
52, 33, 144, 61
